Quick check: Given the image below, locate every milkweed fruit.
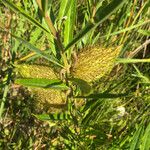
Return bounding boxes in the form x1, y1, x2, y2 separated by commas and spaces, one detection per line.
15, 64, 67, 112
15, 64, 58, 79
73, 45, 121, 82
31, 88, 66, 113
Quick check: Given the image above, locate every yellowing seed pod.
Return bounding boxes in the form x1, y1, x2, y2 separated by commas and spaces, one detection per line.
73, 45, 121, 82
15, 64, 67, 112
15, 64, 58, 79
31, 88, 66, 113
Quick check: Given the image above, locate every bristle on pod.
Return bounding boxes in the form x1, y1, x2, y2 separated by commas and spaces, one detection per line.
15, 64, 67, 112
73, 45, 121, 82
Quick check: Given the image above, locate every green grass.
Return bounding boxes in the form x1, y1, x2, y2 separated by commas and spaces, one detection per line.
0, 0, 150, 149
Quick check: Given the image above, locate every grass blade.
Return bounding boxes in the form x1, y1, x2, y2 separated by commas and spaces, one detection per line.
12, 34, 63, 67
101, 20, 150, 38
58, 0, 70, 28
138, 29, 150, 36
75, 93, 127, 99
65, 21, 94, 50
133, 65, 150, 83
141, 122, 150, 150
130, 125, 144, 150
65, 0, 126, 50
81, 100, 102, 125
64, 0, 76, 57
117, 58, 150, 63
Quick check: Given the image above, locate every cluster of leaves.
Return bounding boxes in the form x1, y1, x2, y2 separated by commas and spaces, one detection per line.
0, 0, 150, 149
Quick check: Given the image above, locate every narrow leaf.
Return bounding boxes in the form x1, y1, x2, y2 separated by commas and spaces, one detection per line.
117, 58, 150, 63
81, 100, 101, 125
130, 125, 144, 150
64, 0, 76, 46
12, 34, 63, 67
33, 112, 71, 121
64, 0, 76, 57
99, 20, 150, 39
141, 122, 150, 150
58, 0, 70, 27
138, 29, 150, 36
65, 0, 126, 50
75, 93, 127, 99
41, 0, 50, 15
15, 78, 69, 90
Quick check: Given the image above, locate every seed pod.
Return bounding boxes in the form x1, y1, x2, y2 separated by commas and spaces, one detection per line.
15, 64, 67, 112
31, 88, 66, 113
15, 64, 57, 79
73, 45, 121, 82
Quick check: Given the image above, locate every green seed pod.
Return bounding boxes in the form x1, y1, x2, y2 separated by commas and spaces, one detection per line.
15, 64, 67, 112
73, 45, 121, 82
31, 88, 66, 113
15, 64, 57, 79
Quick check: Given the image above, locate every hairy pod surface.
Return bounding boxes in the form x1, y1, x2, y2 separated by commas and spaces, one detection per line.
15, 64, 58, 79
73, 45, 121, 82
15, 64, 66, 112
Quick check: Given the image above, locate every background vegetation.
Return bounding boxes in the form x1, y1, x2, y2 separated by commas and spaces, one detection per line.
0, 0, 150, 149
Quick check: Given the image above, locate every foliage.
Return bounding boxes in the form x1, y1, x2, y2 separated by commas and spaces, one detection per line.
0, 0, 150, 149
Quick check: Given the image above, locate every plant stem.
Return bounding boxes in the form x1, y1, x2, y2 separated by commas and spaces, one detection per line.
0, 84, 9, 119
36, 0, 70, 74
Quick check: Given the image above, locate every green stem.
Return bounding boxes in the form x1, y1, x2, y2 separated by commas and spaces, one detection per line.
36, 0, 70, 73
0, 84, 9, 119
